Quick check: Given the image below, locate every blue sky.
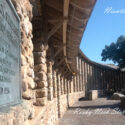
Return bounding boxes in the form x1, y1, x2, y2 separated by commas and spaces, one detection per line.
80, 0, 125, 64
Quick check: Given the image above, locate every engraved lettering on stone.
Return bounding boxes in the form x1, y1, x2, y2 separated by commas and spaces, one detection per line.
0, 0, 21, 107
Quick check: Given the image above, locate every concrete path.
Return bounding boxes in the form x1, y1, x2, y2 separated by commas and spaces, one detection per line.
59, 97, 125, 125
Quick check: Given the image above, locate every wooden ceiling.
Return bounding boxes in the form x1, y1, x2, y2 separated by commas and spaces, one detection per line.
32, 0, 96, 78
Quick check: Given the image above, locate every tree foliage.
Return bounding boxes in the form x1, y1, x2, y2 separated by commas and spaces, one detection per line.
101, 36, 125, 68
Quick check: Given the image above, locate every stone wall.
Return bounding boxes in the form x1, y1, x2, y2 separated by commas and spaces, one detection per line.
1, 0, 124, 125
0, 1, 85, 125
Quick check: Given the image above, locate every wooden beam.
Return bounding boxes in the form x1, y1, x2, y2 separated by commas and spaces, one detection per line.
47, 20, 63, 40
63, 69, 69, 76
40, 0, 48, 42
45, 0, 63, 12
67, 30, 82, 37
62, 0, 73, 74
48, 17, 68, 23
56, 64, 66, 74
70, 2, 91, 10
56, 58, 65, 68
68, 23, 85, 31
54, 44, 66, 58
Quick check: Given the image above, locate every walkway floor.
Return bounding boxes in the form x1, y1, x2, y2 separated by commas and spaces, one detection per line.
59, 97, 125, 125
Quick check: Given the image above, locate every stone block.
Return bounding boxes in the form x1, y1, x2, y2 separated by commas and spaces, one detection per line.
48, 87, 53, 101
34, 64, 47, 73
34, 43, 46, 52
35, 88, 48, 98
111, 93, 125, 100
37, 81, 48, 88
34, 51, 46, 58
34, 57, 46, 64
34, 97, 47, 106
89, 90, 98, 100
27, 77, 36, 89
121, 97, 125, 108
35, 71, 47, 82
22, 90, 33, 100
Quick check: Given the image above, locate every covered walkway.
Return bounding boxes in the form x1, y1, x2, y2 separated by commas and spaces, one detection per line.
59, 97, 125, 125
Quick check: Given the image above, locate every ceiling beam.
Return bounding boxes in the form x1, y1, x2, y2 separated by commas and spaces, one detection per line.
56, 58, 65, 68
47, 17, 68, 23
62, 0, 73, 74
70, 2, 91, 11
54, 44, 66, 58
47, 20, 63, 41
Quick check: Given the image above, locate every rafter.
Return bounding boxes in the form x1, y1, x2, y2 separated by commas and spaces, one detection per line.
45, 0, 63, 12
47, 20, 63, 41
70, 2, 92, 10
48, 17, 68, 24
54, 44, 66, 58
56, 58, 65, 68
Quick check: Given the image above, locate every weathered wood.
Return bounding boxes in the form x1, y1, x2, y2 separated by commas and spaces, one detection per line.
45, 0, 63, 12
56, 58, 65, 68
47, 20, 63, 40
70, 1, 92, 10
62, 0, 73, 74
48, 17, 68, 24
54, 46, 64, 58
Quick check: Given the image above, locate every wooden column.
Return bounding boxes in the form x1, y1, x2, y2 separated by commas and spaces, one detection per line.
73, 76, 75, 92
81, 60, 84, 91
74, 76, 77, 92
84, 61, 87, 93
89, 64, 93, 90
79, 57, 82, 91
114, 71, 117, 92
92, 65, 95, 89
76, 56, 79, 92
100, 68, 103, 90
123, 72, 125, 90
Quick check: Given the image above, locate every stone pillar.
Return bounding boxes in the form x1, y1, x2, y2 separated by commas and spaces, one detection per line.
57, 73, 61, 118
64, 78, 66, 94
62, 77, 64, 95
53, 70, 57, 98
65, 78, 68, 94
34, 43, 48, 106
60, 76, 64, 95
47, 60, 53, 100
71, 77, 74, 93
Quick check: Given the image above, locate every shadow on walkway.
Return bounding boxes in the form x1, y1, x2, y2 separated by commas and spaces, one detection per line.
59, 97, 125, 125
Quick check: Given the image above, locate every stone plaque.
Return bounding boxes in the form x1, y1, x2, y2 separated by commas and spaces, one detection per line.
0, 0, 21, 107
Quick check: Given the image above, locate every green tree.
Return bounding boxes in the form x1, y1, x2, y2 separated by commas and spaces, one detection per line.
101, 35, 125, 68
